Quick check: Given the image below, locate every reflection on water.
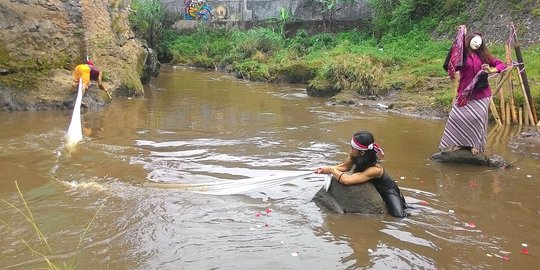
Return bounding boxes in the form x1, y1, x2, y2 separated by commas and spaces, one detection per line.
0, 66, 539, 269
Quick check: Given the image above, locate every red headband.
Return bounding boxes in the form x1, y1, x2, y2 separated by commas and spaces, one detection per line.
351, 136, 385, 158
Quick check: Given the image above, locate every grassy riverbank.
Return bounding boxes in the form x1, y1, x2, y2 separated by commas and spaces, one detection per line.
162, 27, 540, 119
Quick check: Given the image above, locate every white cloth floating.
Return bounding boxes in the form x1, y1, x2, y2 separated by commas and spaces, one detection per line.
324, 174, 332, 192
147, 171, 316, 195
65, 78, 83, 148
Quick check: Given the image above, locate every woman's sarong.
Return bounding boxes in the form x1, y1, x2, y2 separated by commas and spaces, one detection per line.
439, 97, 490, 152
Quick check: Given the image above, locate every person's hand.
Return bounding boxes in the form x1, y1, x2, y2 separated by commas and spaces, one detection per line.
481, 64, 498, 74
315, 166, 330, 174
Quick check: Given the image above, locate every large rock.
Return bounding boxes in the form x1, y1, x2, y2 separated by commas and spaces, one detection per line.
0, 0, 154, 111
430, 148, 510, 168
312, 177, 386, 214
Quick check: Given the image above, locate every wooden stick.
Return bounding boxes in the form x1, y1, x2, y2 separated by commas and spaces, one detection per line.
505, 44, 517, 124
509, 78, 518, 124
499, 86, 506, 124
516, 69, 535, 125
492, 65, 514, 96
489, 99, 503, 126
492, 70, 505, 123
512, 24, 538, 124
518, 107, 523, 125
525, 104, 530, 126
505, 102, 511, 124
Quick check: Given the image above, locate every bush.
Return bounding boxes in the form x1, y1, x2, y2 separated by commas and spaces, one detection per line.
316, 54, 385, 96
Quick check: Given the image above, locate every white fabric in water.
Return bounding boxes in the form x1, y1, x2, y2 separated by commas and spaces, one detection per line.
65, 78, 83, 148
190, 171, 314, 195
324, 174, 332, 192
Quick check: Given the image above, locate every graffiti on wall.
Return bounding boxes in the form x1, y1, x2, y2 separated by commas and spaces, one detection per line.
184, 0, 213, 21
214, 5, 229, 20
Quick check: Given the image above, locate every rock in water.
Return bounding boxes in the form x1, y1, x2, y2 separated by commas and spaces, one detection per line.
430, 148, 510, 168
312, 177, 386, 214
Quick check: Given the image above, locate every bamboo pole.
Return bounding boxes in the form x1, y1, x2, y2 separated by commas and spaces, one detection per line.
504, 44, 518, 124
495, 69, 506, 124
517, 70, 535, 125
524, 103, 530, 126
492, 65, 514, 96
511, 24, 538, 124
509, 78, 518, 124
490, 99, 503, 126
518, 107, 523, 125
505, 102, 511, 124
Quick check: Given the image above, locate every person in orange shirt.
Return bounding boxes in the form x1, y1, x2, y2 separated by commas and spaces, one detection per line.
72, 60, 110, 96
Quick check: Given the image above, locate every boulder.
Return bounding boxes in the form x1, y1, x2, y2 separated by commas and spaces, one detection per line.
430, 148, 510, 168
312, 177, 386, 214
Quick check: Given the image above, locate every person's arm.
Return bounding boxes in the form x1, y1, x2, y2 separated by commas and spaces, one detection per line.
315, 153, 354, 179
483, 58, 506, 74
97, 71, 107, 91
338, 165, 382, 185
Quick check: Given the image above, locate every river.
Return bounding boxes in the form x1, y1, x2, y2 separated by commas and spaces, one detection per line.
1, 66, 538, 269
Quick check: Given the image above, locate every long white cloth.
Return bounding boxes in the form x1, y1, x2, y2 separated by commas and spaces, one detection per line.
145, 171, 315, 195
65, 79, 83, 148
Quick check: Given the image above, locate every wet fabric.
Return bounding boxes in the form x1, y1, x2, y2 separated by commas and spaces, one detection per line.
369, 170, 398, 191
352, 168, 407, 218
439, 97, 490, 152
379, 187, 408, 218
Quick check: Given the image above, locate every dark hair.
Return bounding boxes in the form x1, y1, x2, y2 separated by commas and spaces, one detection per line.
352, 131, 379, 172
465, 32, 494, 64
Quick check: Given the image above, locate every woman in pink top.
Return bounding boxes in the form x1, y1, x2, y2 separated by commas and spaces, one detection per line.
440, 32, 506, 155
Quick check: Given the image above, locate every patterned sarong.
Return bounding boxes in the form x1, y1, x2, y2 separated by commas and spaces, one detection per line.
447, 25, 467, 80
439, 97, 490, 152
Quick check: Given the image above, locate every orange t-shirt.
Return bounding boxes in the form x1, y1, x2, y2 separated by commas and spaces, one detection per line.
73, 64, 91, 86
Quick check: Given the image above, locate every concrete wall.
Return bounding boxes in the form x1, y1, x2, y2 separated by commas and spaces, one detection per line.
162, 0, 371, 22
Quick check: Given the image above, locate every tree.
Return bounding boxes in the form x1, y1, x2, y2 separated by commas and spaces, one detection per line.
310, 0, 355, 32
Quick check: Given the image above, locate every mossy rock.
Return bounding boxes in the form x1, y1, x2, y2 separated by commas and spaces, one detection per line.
307, 77, 340, 97
274, 62, 316, 83
328, 90, 362, 105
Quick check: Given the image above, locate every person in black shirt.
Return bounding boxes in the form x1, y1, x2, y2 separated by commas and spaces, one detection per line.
315, 130, 407, 217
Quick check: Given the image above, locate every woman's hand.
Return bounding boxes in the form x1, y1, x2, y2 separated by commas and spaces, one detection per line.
481, 64, 498, 74
315, 166, 331, 174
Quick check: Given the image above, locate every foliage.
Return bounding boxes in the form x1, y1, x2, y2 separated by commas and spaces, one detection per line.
129, 0, 179, 58
233, 28, 286, 58
162, 24, 538, 114
367, 0, 469, 37
0, 181, 103, 269
315, 54, 385, 95
308, 0, 355, 31
234, 60, 271, 81
278, 7, 292, 37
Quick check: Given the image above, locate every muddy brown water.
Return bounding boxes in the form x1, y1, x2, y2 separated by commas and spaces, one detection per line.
1, 66, 539, 269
